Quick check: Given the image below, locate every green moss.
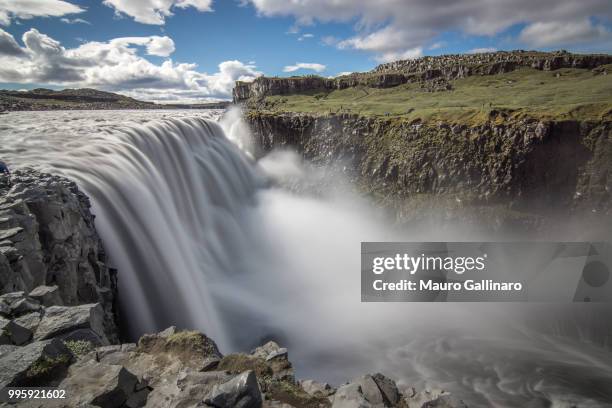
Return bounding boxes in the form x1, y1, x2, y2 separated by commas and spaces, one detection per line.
26, 354, 71, 378
217, 353, 273, 379
64, 340, 94, 356
266, 380, 331, 408
166, 330, 217, 355
251, 66, 612, 124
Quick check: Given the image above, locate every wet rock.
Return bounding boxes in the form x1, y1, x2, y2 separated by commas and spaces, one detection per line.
34, 303, 108, 344
204, 370, 262, 408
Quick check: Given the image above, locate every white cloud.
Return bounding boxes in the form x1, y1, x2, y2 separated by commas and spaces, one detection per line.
0, 28, 261, 102
103, 0, 213, 25
245, 0, 612, 60
60, 17, 90, 25
329, 71, 354, 78
519, 19, 612, 47
283, 62, 326, 73
298, 33, 314, 41
468, 47, 498, 54
111, 36, 176, 57
375, 47, 423, 63
429, 41, 446, 50
0, 0, 84, 26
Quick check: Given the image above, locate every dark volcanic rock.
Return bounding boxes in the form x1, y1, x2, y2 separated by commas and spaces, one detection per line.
0, 169, 118, 342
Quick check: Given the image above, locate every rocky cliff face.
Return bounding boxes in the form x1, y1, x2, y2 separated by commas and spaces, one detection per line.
0, 169, 117, 340
233, 51, 612, 103
246, 112, 612, 230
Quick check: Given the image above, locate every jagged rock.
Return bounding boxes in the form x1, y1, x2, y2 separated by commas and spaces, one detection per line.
201, 356, 221, 371
0, 338, 73, 389
266, 347, 288, 361
371, 373, 400, 406
10, 297, 41, 316
252, 340, 281, 359
34, 303, 108, 344
204, 370, 263, 408
13, 311, 42, 332
420, 395, 468, 408
0, 169, 118, 342
353, 375, 386, 406
0, 319, 32, 345
58, 359, 147, 408
0, 291, 25, 306
299, 379, 334, 397
331, 383, 372, 408
29, 285, 63, 306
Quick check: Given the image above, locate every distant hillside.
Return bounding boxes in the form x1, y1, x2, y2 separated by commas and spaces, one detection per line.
234, 50, 612, 123
0, 88, 231, 111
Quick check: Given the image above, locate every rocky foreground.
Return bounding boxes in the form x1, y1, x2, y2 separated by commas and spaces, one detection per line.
0, 170, 464, 407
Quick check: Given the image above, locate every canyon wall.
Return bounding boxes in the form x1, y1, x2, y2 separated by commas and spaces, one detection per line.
246, 112, 612, 230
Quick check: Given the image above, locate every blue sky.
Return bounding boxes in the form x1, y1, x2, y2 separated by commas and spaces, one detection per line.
0, 0, 610, 102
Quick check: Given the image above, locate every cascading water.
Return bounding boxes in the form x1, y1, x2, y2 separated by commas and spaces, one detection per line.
2, 109, 612, 407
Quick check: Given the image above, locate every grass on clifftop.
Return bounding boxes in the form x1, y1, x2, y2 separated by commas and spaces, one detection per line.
256, 66, 612, 124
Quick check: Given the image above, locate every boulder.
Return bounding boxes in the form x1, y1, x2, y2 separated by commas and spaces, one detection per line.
266, 347, 288, 361
299, 379, 334, 397
371, 373, 400, 406
331, 383, 372, 408
205, 370, 263, 408
58, 360, 148, 408
9, 297, 41, 316
29, 285, 63, 306
34, 303, 108, 344
13, 311, 42, 334
251, 340, 281, 359
0, 319, 32, 345
137, 329, 221, 368
353, 375, 385, 406
0, 338, 73, 389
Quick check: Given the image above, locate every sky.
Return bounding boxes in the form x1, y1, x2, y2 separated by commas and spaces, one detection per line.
0, 0, 610, 103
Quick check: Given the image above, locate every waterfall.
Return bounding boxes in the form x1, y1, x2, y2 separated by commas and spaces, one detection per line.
2, 109, 612, 406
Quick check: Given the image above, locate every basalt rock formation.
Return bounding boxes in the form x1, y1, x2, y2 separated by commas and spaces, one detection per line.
0, 169, 118, 342
233, 50, 612, 103
245, 111, 612, 231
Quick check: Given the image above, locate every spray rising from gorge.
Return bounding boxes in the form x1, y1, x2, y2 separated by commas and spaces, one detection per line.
1, 109, 612, 406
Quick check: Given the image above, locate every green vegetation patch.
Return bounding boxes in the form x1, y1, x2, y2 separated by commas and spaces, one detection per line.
217, 353, 273, 379
254, 66, 612, 124
64, 340, 94, 357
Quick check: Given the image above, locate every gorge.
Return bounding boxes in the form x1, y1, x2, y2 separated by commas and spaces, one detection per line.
0, 50, 611, 407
